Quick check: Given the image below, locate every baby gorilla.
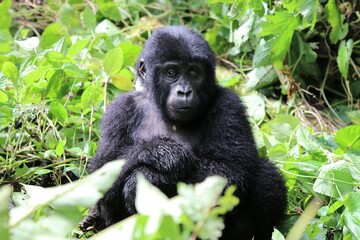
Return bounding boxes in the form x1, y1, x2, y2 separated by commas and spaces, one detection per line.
83, 26, 287, 239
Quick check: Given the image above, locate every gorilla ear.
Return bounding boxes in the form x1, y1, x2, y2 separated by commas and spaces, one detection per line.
139, 58, 146, 80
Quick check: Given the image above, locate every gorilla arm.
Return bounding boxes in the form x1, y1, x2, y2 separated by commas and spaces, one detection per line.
119, 137, 198, 214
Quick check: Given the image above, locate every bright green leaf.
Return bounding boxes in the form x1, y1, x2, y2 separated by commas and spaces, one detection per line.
258, 11, 300, 65
2, 62, 18, 81
0, 90, 8, 103
82, 7, 96, 31
59, 4, 81, 30
62, 63, 86, 78
68, 39, 89, 58
335, 126, 360, 151
50, 101, 68, 124
342, 192, 360, 239
325, 0, 348, 43
96, 0, 122, 22
120, 42, 142, 68
347, 110, 360, 125
55, 140, 66, 156
45, 51, 69, 64
300, 0, 320, 29
0, 30, 12, 53
337, 39, 353, 79
111, 68, 134, 91
40, 23, 65, 49
208, 0, 234, 4
104, 46, 124, 77
2, 62, 18, 88
81, 84, 103, 109
0, 0, 11, 30
53, 37, 67, 54
0, 185, 11, 240
45, 70, 65, 98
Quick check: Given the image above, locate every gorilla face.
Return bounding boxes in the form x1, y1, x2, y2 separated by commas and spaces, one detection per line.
160, 61, 205, 122
137, 26, 217, 124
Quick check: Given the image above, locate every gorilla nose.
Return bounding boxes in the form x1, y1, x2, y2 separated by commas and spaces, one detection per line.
177, 89, 193, 98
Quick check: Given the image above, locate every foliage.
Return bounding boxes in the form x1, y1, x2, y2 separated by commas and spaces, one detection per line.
0, 162, 237, 240
0, 0, 359, 239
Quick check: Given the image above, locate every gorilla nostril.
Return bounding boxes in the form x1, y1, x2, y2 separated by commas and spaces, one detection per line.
185, 90, 192, 97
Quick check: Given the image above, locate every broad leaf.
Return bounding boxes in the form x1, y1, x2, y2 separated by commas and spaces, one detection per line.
104, 46, 124, 77
337, 39, 353, 80
50, 101, 68, 125
325, 0, 348, 43
0, 185, 11, 240
335, 126, 360, 151
342, 193, 360, 239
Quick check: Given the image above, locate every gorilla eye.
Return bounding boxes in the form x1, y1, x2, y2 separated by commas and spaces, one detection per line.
188, 68, 198, 78
167, 69, 178, 78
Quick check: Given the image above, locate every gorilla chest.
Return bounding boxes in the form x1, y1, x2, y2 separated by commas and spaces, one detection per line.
132, 109, 201, 149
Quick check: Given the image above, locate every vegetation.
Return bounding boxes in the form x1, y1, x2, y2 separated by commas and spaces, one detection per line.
0, 0, 359, 239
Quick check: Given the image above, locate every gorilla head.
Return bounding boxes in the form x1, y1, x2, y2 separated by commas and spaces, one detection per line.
136, 26, 217, 123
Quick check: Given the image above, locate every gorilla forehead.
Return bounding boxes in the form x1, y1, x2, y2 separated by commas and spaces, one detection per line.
141, 26, 216, 68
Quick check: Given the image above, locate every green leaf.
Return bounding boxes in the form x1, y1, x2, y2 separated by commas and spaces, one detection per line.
337, 39, 353, 79
313, 160, 354, 199
342, 192, 360, 239
45, 51, 69, 64
55, 139, 66, 156
0, 185, 11, 240
34, 169, 52, 175
62, 62, 86, 78
2, 62, 18, 88
81, 84, 103, 109
300, 0, 320, 29
0, 0, 11, 30
10, 160, 124, 239
59, 4, 81, 30
96, 0, 122, 22
82, 7, 96, 31
0, 30, 12, 53
49, 101, 68, 124
325, 0, 348, 44
335, 126, 360, 151
0, 90, 8, 103
67, 39, 89, 58
111, 68, 134, 91
40, 23, 65, 49
246, 66, 277, 91
208, 0, 234, 4
104, 46, 124, 77
258, 11, 300, 66
53, 37, 67, 54
253, 39, 274, 67
120, 42, 142, 68
45, 70, 65, 98
347, 110, 360, 125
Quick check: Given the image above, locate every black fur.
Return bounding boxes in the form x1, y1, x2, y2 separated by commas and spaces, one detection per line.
87, 26, 287, 239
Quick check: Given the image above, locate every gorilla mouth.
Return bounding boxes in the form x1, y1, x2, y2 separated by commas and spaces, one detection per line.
170, 106, 194, 112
